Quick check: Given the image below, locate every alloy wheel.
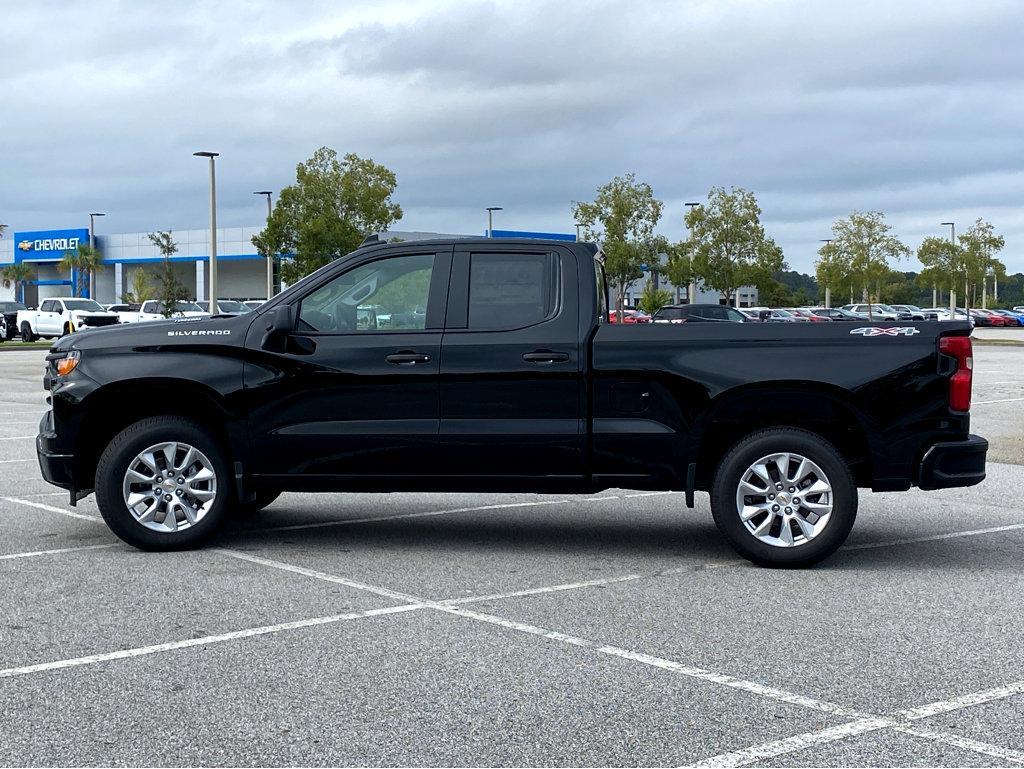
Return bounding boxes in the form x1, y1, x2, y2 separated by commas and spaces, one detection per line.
734, 452, 833, 548
121, 441, 217, 532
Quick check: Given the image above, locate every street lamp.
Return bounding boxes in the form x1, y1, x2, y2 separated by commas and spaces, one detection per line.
87, 212, 105, 299
941, 222, 957, 313
254, 191, 273, 299
820, 239, 832, 308
574, 223, 582, 242
195, 152, 220, 315
684, 202, 701, 304
485, 207, 503, 238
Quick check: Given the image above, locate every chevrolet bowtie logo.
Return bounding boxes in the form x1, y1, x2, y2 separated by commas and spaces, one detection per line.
18, 240, 33, 252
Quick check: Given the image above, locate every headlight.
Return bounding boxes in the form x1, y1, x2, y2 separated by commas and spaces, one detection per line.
55, 350, 81, 377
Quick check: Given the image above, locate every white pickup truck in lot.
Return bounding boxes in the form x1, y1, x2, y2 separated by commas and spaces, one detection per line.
136, 300, 209, 322
17, 298, 120, 341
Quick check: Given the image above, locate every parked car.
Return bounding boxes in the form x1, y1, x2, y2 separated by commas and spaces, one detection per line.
196, 300, 251, 316
106, 303, 143, 324
989, 309, 1024, 326
968, 309, 1006, 327
842, 303, 906, 321
17, 298, 120, 341
608, 309, 651, 324
652, 304, 749, 323
137, 300, 209, 322
889, 304, 934, 321
785, 308, 830, 322
745, 307, 796, 322
769, 308, 809, 322
808, 307, 866, 321
36, 237, 986, 568
0, 301, 26, 341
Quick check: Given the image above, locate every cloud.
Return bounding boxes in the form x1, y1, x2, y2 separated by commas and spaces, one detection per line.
1, 0, 1022, 273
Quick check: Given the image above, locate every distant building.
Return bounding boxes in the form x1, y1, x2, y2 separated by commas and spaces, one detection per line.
621, 267, 758, 308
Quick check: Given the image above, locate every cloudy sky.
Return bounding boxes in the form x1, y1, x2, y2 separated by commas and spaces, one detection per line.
2, 0, 1022, 273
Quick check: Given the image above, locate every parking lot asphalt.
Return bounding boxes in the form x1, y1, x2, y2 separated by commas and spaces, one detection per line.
1, 345, 1022, 767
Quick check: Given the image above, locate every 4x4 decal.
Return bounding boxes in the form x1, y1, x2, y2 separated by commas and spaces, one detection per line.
850, 326, 920, 337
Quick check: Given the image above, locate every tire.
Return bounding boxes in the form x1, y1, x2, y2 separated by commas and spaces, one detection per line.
95, 416, 232, 550
20, 323, 37, 343
710, 427, 857, 568
235, 489, 281, 515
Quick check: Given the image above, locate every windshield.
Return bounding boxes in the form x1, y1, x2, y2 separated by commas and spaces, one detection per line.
773, 309, 795, 318
63, 299, 106, 311
174, 301, 203, 312
0, 302, 26, 312
874, 304, 897, 313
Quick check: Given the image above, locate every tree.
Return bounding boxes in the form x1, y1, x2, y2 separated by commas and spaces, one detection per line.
758, 279, 795, 307
122, 267, 156, 304
1, 263, 34, 303
815, 241, 855, 307
663, 239, 694, 301
959, 218, 1005, 309
572, 173, 664, 315
59, 244, 103, 298
252, 147, 403, 285
637, 282, 673, 314
148, 231, 189, 317
685, 187, 785, 307
916, 236, 962, 311
826, 211, 909, 317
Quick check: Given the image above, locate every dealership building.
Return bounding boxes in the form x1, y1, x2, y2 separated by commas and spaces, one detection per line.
1, 225, 755, 308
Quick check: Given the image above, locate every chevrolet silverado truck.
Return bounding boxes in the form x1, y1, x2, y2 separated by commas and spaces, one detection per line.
36, 237, 987, 566
18, 298, 120, 341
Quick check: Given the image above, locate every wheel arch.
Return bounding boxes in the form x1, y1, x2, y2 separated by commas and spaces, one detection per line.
692, 382, 873, 490
73, 378, 246, 493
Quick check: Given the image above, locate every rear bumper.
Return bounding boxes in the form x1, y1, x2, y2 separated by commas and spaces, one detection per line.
917, 434, 988, 490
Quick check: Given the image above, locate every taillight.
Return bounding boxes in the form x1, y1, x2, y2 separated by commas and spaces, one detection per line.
939, 335, 973, 412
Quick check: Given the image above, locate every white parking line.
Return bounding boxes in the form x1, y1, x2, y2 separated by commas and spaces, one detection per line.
1, 497, 100, 522
695, 718, 892, 767
898, 680, 1024, 720
894, 725, 1024, 765
0, 436, 37, 441
845, 522, 1024, 550
0, 459, 34, 464
974, 397, 1024, 404
0, 604, 421, 680
0, 543, 117, 561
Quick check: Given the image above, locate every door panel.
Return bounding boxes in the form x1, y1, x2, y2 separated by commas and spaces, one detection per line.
246, 249, 451, 479
439, 246, 584, 478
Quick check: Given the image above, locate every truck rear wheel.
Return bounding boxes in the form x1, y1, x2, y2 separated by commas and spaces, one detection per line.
95, 417, 232, 550
20, 322, 37, 343
710, 427, 857, 568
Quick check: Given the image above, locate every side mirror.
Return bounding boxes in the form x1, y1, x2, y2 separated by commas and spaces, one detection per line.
260, 304, 295, 351
758, 310, 772, 321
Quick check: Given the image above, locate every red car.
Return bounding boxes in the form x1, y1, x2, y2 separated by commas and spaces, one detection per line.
608, 309, 652, 324
970, 309, 1008, 326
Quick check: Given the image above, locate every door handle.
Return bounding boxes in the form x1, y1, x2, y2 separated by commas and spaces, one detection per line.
522, 351, 570, 364
386, 352, 431, 365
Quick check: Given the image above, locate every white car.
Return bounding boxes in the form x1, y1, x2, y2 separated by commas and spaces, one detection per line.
106, 303, 143, 323
842, 303, 900, 321
16, 298, 120, 341
136, 300, 210, 322
927, 308, 975, 326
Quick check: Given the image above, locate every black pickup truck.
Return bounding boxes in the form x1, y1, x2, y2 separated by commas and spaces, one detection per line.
36, 238, 987, 566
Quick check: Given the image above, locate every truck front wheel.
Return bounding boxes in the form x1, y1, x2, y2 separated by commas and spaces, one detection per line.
710, 427, 857, 568
95, 417, 232, 550
20, 323, 37, 343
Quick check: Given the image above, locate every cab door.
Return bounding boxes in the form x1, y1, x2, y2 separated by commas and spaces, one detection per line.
245, 247, 452, 480
38, 300, 61, 335
437, 244, 585, 480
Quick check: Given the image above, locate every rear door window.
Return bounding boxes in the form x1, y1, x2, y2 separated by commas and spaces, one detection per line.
467, 252, 560, 331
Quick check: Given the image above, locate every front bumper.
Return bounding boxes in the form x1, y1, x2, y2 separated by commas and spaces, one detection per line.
917, 434, 988, 490
36, 411, 75, 493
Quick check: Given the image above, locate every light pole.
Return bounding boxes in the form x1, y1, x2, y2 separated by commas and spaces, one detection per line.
486, 207, 503, 238
254, 191, 273, 299
684, 202, 700, 304
819, 239, 833, 308
574, 223, 582, 242
941, 222, 956, 313
87, 212, 105, 299
195, 152, 220, 314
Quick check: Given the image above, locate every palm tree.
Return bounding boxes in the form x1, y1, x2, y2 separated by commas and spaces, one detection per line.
59, 244, 103, 298
1, 263, 34, 304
